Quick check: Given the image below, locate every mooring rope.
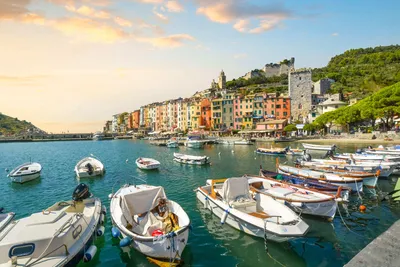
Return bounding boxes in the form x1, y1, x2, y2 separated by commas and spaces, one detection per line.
263, 220, 286, 267
337, 203, 363, 237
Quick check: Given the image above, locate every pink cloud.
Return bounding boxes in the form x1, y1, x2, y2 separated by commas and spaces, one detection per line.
165, 1, 184, 12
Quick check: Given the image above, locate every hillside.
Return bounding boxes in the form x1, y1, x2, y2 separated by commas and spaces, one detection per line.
313, 45, 400, 98
0, 113, 44, 136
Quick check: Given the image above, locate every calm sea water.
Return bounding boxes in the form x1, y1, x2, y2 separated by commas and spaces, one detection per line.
1, 140, 399, 267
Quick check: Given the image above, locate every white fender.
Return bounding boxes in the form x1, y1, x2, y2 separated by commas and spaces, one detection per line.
204, 197, 208, 209
101, 205, 107, 215
83, 245, 97, 262
220, 208, 230, 224
96, 226, 105, 236
99, 214, 105, 225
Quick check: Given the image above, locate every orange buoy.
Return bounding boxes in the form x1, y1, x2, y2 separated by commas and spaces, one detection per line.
359, 205, 366, 212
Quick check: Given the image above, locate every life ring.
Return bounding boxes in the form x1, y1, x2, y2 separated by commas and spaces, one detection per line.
42, 210, 51, 215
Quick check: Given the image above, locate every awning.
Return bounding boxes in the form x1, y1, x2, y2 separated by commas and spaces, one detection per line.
296, 124, 305, 130
238, 129, 275, 134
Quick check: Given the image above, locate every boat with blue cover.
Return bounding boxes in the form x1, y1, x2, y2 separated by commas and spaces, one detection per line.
259, 168, 350, 202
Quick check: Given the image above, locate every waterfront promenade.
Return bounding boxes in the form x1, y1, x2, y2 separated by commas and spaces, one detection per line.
345, 219, 400, 267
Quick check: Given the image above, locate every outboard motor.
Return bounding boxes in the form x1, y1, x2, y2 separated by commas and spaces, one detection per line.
323, 150, 334, 159
302, 152, 312, 162
72, 183, 91, 201
85, 163, 94, 175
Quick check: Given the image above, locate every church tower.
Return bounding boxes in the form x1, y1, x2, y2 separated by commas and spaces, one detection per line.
218, 70, 226, 90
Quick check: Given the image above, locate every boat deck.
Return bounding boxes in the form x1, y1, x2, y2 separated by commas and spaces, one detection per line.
345, 219, 400, 267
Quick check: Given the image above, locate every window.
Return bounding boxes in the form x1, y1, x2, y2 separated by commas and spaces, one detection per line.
246, 99, 248, 103
258, 110, 262, 114
240, 105, 242, 109
223, 108, 226, 113
272, 111, 274, 115
272, 104, 274, 108
235, 100, 238, 104
283, 112, 287, 116
312, 113, 316, 117
299, 77, 302, 80
9, 244, 35, 258
235, 105, 238, 109
276, 105, 281, 108
283, 99, 286, 102
230, 107, 232, 112
283, 104, 286, 108
250, 105, 252, 108
240, 111, 242, 115
246, 105, 248, 109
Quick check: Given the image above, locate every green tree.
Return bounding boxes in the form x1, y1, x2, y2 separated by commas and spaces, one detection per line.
284, 124, 298, 132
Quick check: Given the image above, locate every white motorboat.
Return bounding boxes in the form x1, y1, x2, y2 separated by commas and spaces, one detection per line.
195, 177, 309, 242
278, 164, 364, 192
166, 139, 179, 148
0, 212, 15, 233
334, 153, 400, 162
75, 157, 105, 178
93, 132, 104, 140
0, 184, 105, 266
185, 140, 205, 148
302, 143, 336, 151
136, 158, 160, 170
234, 139, 253, 145
173, 153, 210, 165
245, 176, 338, 220
217, 139, 234, 145
110, 184, 190, 262
7, 162, 42, 184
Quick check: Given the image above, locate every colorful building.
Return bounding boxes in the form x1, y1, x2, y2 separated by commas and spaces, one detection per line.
211, 97, 223, 130
131, 110, 140, 129
222, 93, 234, 129
201, 98, 211, 129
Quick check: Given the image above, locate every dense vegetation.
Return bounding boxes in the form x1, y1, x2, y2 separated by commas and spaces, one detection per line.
0, 113, 43, 136
313, 45, 400, 98
311, 82, 400, 132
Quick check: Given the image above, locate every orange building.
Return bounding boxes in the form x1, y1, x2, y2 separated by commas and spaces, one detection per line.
200, 98, 211, 129
263, 94, 291, 120
131, 110, 140, 129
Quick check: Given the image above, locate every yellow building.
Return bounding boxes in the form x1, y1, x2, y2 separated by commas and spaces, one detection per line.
211, 98, 222, 130
189, 98, 201, 130
178, 99, 188, 131
242, 94, 254, 129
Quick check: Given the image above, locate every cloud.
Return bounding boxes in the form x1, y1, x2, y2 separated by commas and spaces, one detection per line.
50, 17, 129, 43
165, 1, 184, 12
153, 8, 168, 22
0, 74, 48, 86
233, 53, 247, 59
196, 0, 291, 33
47, 0, 111, 7
138, 34, 195, 48
65, 5, 111, 19
132, 0, 164, 4
332, 32, 339, 36
114, 16, 132, 27
0, 0, 31, 19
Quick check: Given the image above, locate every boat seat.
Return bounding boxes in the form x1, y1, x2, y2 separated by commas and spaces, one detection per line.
249, 211, 270, 219
230, 198, 257, 209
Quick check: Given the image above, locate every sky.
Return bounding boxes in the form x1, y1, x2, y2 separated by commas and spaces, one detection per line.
0, 0, 399, 133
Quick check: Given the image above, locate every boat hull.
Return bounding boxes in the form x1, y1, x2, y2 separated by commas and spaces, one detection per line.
173, 158, 209, 165
167, 142, 179, 148
195, 189, 308, 242
136, 163, 160, 170
256, 149, 286, 156
185, 141, 204, 148
9, 172, 40, 183
302, 143, 335, 151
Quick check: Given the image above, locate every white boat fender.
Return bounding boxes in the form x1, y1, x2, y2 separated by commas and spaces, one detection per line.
289, 202, 304, 208
99, 213, 105, 225
108, 193, 114, 200
204, 196, 209, 209
120, 237, 132, 247
111, 227, 121, 238
220, 208, 230, 224
101, 205, 107, 215
83, 245, 97, 262
96, 226, 105, 236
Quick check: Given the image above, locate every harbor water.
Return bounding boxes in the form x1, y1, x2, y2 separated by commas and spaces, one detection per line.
1, 140, 400, 267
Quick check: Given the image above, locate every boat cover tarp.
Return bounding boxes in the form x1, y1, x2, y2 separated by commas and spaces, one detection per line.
121, 186, 166, 217
222, 177, 251, 203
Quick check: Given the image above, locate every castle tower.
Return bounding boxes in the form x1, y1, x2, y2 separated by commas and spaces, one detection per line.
218, 70, 226, 90
289, 68, 312, 123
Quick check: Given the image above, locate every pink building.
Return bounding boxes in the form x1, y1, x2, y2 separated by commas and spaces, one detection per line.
233, 95, 244, 130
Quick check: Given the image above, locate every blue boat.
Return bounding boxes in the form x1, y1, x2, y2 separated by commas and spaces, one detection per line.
256, 147, 288, 156
259, 168, 351, 201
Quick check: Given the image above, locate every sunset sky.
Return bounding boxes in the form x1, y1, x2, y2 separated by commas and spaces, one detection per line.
1, 0, 399, 133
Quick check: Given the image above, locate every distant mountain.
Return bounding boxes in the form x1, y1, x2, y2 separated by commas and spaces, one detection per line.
313, 45, 400, 98
0, 113, 45, 136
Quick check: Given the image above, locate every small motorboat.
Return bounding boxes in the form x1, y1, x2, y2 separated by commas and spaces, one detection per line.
93, 131, 104, 140
245, 175, 338, 220
0, 211, 15, 233
259, 168, 350, 201
136, 158, 161, 170
256, 147, 288, 156
166, 139, 179, 148
302, 143, 336, 151
234, 139, 253, 145
185, 136, 205, 148
333, 153, 400, 162
110, 184, 190, 262
0, 183, 105, 266
7, 162, 42, 184
75, 157, 105, 178
195, 177, 309, 242
173, 153, 210, 165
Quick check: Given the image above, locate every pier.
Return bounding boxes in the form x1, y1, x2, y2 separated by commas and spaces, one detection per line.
345, 219, 400, 267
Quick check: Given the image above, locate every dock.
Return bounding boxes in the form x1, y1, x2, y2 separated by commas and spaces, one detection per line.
344, 219, 400, 267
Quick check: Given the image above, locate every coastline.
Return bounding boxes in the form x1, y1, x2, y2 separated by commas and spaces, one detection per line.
295, 138, 398, 144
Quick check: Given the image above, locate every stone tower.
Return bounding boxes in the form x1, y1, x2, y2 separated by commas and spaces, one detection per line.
289, 68, 313, 123
218, 70, 226, 90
